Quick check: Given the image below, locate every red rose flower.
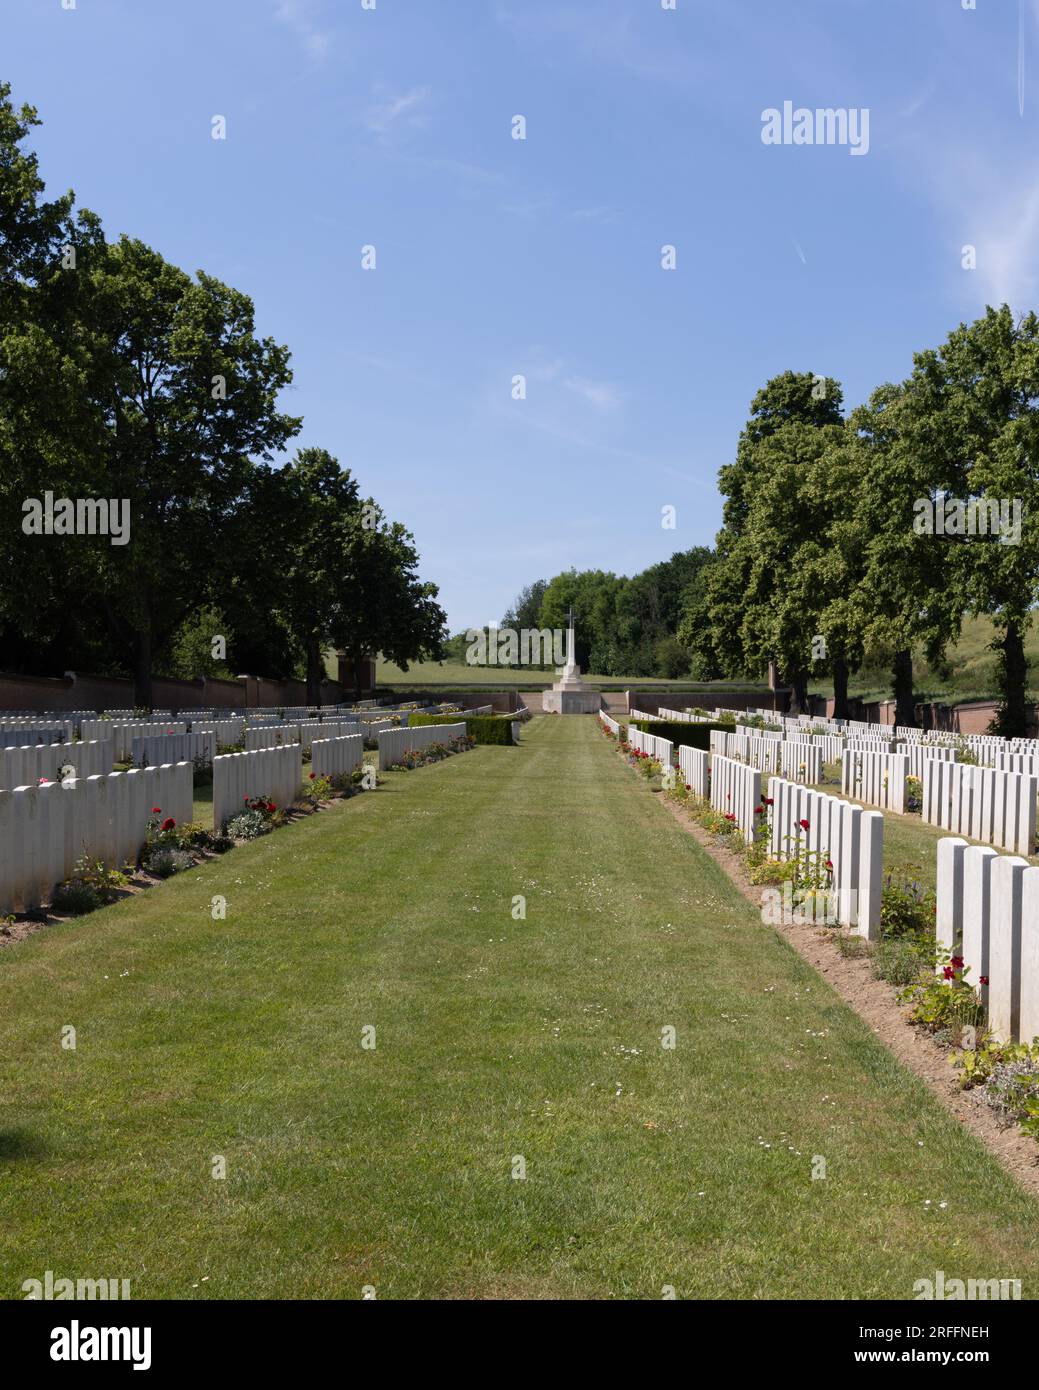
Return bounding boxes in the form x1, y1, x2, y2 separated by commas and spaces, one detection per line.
799, 819, 810, 830
161, 817, 176, 832
152, 806, 162, 814
980, 976, 989, 986
950, 955, 964, 970
943, 966, 955, 980
309, 772, 316, 779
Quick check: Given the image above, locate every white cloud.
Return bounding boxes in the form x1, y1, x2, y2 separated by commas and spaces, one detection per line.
364, 86, 432, 142
274, 0, 330, 61
563, 376, 621, 411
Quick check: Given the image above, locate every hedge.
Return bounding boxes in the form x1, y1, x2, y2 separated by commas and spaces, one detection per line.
629, 719, 733, 751
409, 713, 515, 746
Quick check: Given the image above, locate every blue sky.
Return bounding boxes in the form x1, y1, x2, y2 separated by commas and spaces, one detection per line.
6, 0, 1039, 630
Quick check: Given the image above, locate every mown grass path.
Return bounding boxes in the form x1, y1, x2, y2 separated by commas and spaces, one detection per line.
2, 716, 1039, 1299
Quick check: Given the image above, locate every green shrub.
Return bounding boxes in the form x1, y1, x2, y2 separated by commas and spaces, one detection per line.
51, 855, 129, 915
629, 719, 731, 752
410, 713, 514, 745
872, 937, 930, 986
224, 809, 274, 839
898, 950, 983, 1035
145, 847, 196, 879
880, 864, 936, 939
51, 881, 103, 915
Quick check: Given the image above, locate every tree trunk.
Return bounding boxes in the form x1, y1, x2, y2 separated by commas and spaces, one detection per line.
893, 648, 915, 727
787, 669, 809, 715
832, 656, 850, 720
996, 619, 1028, 737
133, 626, 152, 711
305, 634, 324, 706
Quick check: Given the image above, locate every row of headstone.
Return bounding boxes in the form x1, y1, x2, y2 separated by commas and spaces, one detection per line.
656, 707, 713, 723
0, 739, 112, 791
709, 754, 761, 844
846, 735, 898, 754
377, 723, 468, 771
131, 731, 217, 770
598, 711, 623, 738
80, 720, 188, 760
0, 726, 72, 748
936, 838, 1039, 1044
310, 735, 364, 781
212, 744, 303, 832
0, 761, 192, 914
197, 719, 246, 746
678, 744, 709, 797
997, 752, 1039, 777
710, 731, 822, 784
842, 750, 910, 813
627, 726, 675, 768
922, 761, 1037, 857
767, 776, 884, 937
902, 743, 957, 779
244, 721, 357, 753
784, 731, 845, 762
735, 723, 782, 741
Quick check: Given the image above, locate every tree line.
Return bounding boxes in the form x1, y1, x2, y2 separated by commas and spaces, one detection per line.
0, 85, 446, 705
495, 318, 1039, 734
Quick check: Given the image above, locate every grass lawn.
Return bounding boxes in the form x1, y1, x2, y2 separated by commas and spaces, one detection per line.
373, 655, 771, 694
3, 717, 1039, 1299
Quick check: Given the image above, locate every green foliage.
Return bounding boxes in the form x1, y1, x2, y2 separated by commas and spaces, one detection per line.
224, 809, 274, 840
0, 85, 447, 702
301, 773, 335, 803
165, 605, 236, 681
630, 719, 730, 751
410, 713, 514, 745
872, 937, 930, 987
898, 949, 983, 1034
145, 847, 196, 879
51, 881, 103, 916
879, 864, 935, 938
52, 854, 129, 914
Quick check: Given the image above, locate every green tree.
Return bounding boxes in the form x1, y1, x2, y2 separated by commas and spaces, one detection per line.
899, 306, 1039, 734
272, 448, 362, 702
706, 371, 845, 711
331, 507, 448, 699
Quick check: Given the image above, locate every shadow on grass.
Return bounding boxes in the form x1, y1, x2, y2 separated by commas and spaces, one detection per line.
0, 1129, 50, 1164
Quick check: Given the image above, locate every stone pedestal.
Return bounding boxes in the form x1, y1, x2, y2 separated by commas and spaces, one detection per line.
544, 616, 602, 713
543, 687, 602, 715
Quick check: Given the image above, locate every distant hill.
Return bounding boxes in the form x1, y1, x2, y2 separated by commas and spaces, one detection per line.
810, 615, 1039, 705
